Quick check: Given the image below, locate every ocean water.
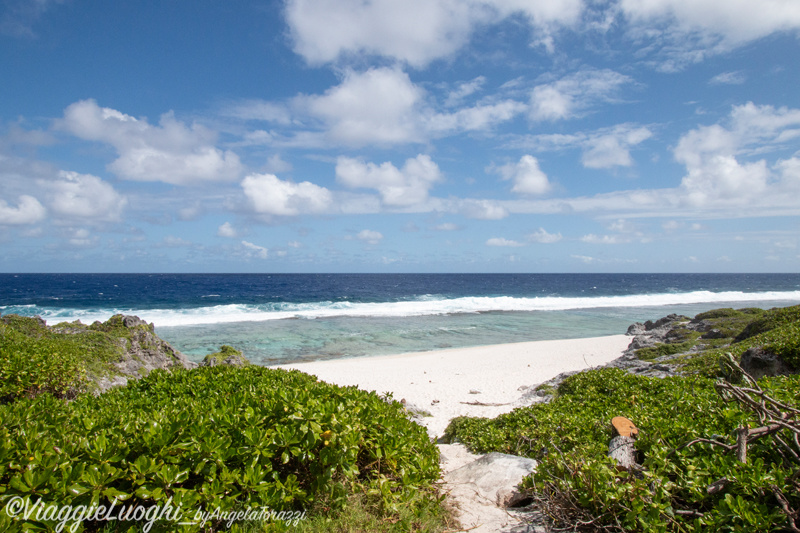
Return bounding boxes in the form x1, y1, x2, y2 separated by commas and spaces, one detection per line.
1, 273, 799, 365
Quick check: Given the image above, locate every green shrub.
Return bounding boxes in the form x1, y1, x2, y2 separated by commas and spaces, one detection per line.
735, 305, 800, 342
0, 365, 440, 532
445, 367, 800, 532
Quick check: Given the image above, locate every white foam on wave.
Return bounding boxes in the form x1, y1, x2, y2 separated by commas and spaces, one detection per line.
24, 290, 800, 327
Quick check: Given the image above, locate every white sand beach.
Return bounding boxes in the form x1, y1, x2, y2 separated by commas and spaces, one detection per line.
276, 335, 633, 531
274, 334, 632, 439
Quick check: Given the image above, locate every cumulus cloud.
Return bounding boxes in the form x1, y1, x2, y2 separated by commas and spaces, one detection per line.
528, 227, 562, 243
300, 67, 423, 146
284, 0, 800, 72
60, 100, 243, 185
217, 222, 238, 238
0, 194, 46, 225
529, 69, 634, 122
498, 155, 552, 196
356, 229, 383, 245
241, 240, 268, 259
232, 69, 524, 149
486, 237, 524, 247
336, 154, 442, 207
46, 171, 127, 221
674, 102, 800, 206
285, 0, 583, 67
241, 173, 332, 216
68, 228, 97, 247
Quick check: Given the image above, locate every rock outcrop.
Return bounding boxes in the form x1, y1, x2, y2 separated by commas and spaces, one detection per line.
199, 345, 250, 367
83, 314, 197, 392
440, 444, 545, 532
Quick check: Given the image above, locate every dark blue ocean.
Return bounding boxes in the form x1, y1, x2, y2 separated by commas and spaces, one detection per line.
1, 273, 799, 365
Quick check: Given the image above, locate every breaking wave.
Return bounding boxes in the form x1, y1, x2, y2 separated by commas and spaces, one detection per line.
6, 290, 800, 328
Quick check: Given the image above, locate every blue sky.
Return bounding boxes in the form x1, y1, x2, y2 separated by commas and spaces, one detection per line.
1, 0, 799, 273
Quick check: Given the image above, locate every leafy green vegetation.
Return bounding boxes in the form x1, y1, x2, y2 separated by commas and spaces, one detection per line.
0, 366, 442, 532
0, 315, 125, 402
0, 315, 447, 532
445, 305, 800, 532
735, 305, 800, 342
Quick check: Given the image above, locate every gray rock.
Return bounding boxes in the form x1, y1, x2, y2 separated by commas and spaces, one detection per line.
740, 346, 796, 380
445, 452, 538, 508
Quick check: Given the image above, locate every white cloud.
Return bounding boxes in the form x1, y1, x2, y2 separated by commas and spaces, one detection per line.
300, 67, 424, 146
619, 0, 800, 70
528, 227, 562, 243
529, 69, 634, 122
709, 71, 747, 85
581, 126, 653, 168
619, 0, 800, 46
356, 229, 383, 245
581, 234, 627, 244
241, 173, 332, 216
336, 154, 442, 207
60, 100, 243, 185
498, 155, 552, 196
68, 228, 97, 247
285, 0, 583, 67
0, 194, 46, 225
435, 223, 460, 231
486, 237, 525, 247
515, 124, 653, 169
674, 102, 800, 207
776, 157, 800, 190
445, 76, 487, 107
285, 0, 800, 73
456, 199, 509, 220
217, 222, 237, 238
241, 240, 268, 259
572, 254, 597, 264
47, 171, 127, 221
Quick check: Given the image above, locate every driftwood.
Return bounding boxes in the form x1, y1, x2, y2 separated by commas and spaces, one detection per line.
608, 416, 640, 470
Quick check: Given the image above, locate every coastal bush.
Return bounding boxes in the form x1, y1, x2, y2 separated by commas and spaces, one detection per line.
445, 368, 800, 531
0, 365, 440, 532
445, 304, 800, 532
0, 315, 121, 402
735, 305, 800, 342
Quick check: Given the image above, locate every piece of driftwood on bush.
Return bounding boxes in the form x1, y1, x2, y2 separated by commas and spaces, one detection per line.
608, 416, 640, 470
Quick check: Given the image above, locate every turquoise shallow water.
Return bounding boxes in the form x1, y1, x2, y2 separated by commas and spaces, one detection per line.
3, 273, 798, 364
156, 300, 799, 365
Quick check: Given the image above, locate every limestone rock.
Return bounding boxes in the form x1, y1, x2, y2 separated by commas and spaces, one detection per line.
445, 452, 537, 508
101, 315, 197, 383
